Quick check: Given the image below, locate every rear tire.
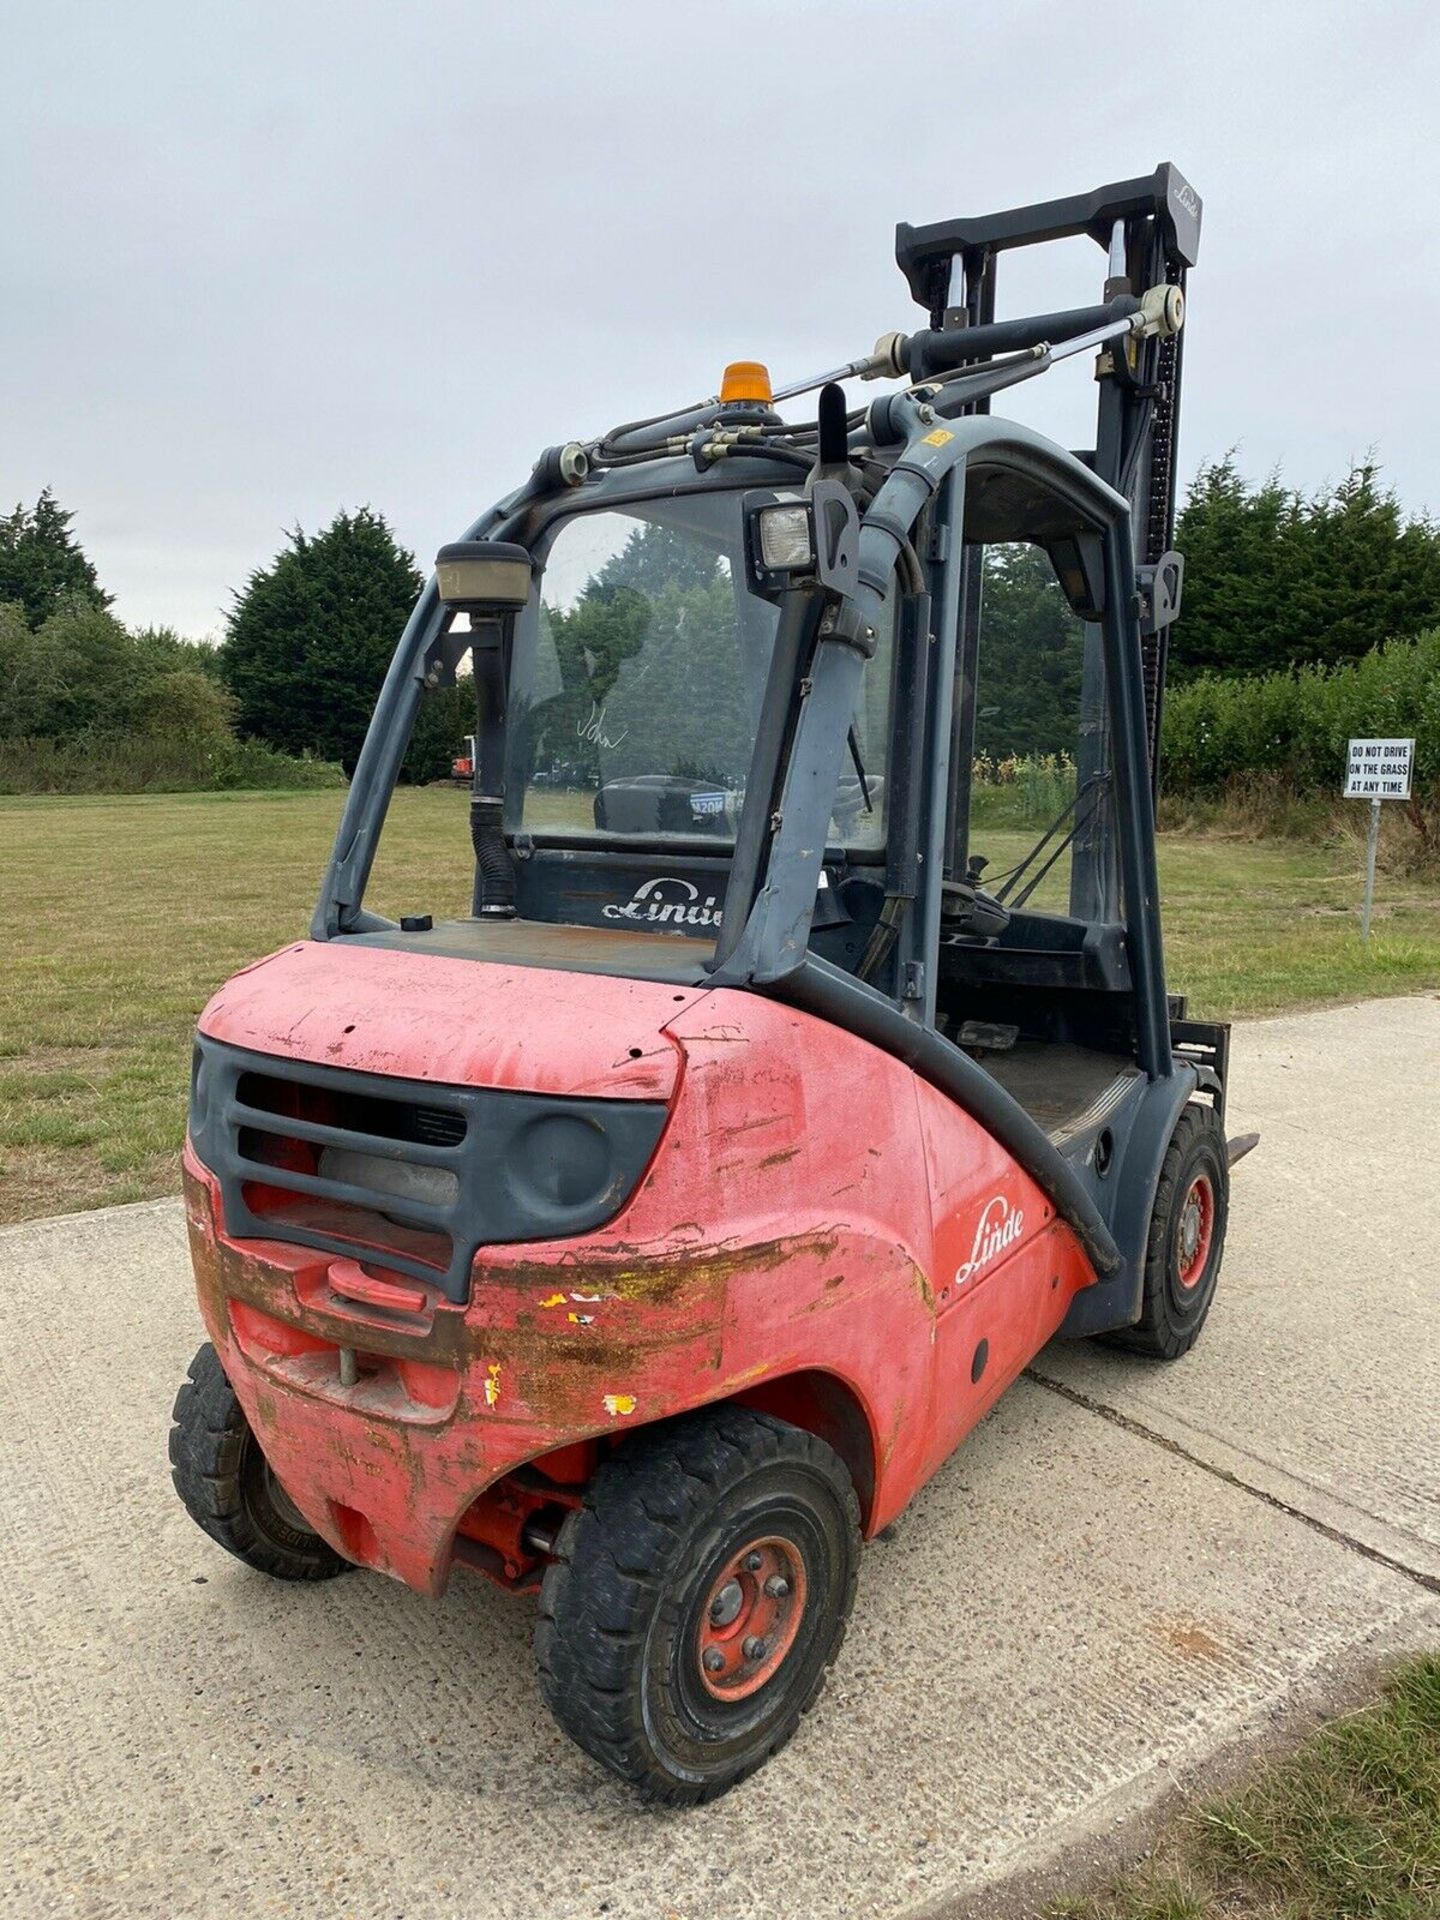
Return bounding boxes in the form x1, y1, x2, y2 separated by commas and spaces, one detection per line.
536, 1406, 861, 1803
169, 1342, 351, 1580
1111, 1103, 1228, 1360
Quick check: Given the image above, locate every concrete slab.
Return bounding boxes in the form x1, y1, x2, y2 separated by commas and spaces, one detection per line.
2, 999, 1438, 1919
1034, 995, 1440, 1580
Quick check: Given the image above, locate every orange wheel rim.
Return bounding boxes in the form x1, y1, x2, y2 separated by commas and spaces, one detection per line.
1176, 1173, 1214, 1290
696, 1535, 807, 1701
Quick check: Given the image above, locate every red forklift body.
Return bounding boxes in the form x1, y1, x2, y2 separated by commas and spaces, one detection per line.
185, 939, 1094, 1594
172, 164, 1237, 1800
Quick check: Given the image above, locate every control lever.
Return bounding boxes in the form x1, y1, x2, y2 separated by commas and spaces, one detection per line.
940, 875, 1011, 939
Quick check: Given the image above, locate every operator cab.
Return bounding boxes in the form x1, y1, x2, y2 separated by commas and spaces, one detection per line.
342, 443, 1140, 1162
323, 163, 1206, 1198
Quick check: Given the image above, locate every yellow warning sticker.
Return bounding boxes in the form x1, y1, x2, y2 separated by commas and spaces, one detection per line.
922, 428, 955, 447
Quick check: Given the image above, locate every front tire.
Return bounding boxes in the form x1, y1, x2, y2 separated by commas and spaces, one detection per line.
536, 1406, 861, 1803
1112, 1102, 1229, 1360
169, 1342, 351, 1580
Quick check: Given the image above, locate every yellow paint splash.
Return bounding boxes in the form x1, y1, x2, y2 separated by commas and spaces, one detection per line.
483, 1363, 502, 1408
538, 1292, 567, 1309
602, 1393, 637, 1418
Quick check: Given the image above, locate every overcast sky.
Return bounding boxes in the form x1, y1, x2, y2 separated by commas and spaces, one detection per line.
5, 0, 1439, 638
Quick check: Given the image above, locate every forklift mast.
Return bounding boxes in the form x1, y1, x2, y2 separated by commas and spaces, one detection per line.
894, 163, 1200, 857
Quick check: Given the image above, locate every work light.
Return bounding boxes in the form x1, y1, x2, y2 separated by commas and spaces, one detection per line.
434, 541, 533, 612
755, 503, 814, 573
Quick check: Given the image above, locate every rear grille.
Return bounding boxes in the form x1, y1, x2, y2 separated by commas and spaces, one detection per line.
236, 1067, 469, 1150
217, 1061, 466, 1286
189, 1035, 669, 1304
413, 1106, 467, 1148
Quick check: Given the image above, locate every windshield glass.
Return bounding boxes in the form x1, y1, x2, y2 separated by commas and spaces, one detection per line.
965, 541, 1117, 921
505, 493, 893, 849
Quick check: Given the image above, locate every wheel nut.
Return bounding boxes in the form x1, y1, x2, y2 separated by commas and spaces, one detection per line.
763, 1574, 790, 1598
742, 1635, 766, 1660
703, 1647, 725, 1673
742, 1551, 763, 1572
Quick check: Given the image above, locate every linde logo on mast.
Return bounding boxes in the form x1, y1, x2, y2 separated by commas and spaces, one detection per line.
955, 1194, 1025, 1285
603, 877, 724, 929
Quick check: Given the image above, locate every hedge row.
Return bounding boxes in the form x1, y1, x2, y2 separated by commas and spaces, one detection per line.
0, 733, 345, 795
1163, 629, 1440, 797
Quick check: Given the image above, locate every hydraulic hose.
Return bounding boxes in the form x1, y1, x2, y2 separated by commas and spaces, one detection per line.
470, 798, 515, 916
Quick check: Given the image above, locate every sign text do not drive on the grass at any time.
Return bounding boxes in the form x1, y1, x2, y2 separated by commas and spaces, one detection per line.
1344, 737, 1413, 801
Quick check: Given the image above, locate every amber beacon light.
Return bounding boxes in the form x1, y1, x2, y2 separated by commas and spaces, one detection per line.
719, 361, 773, 404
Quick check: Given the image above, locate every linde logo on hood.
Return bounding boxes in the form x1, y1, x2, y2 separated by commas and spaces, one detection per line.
602, 877, 724, 929
955, 1194, 1025, 1285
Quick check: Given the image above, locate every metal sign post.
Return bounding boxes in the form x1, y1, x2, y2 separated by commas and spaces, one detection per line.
1344, 737, 1414, 941
1360, 795, 1382, 940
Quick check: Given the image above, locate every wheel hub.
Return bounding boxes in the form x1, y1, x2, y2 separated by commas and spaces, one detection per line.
696, 1536, 807, 1700
709, 1577, 744, 1628
1176, 1173, 1215, 1290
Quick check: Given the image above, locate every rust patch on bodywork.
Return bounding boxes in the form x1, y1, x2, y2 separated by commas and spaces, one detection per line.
496, 1228, 838, 1311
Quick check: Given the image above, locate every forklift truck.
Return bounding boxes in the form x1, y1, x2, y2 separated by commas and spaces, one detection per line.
172, 164, 1242, 1802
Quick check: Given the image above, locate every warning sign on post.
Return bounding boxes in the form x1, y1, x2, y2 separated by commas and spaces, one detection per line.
1344, 737, 1413, 801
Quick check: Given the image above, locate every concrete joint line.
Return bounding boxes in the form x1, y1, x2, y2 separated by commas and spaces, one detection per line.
1024, 1370, 1440, 1598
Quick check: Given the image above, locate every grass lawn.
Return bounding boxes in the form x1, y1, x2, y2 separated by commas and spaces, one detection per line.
1051, 1653, 1440, 1920
2, 787, 1438, 1224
